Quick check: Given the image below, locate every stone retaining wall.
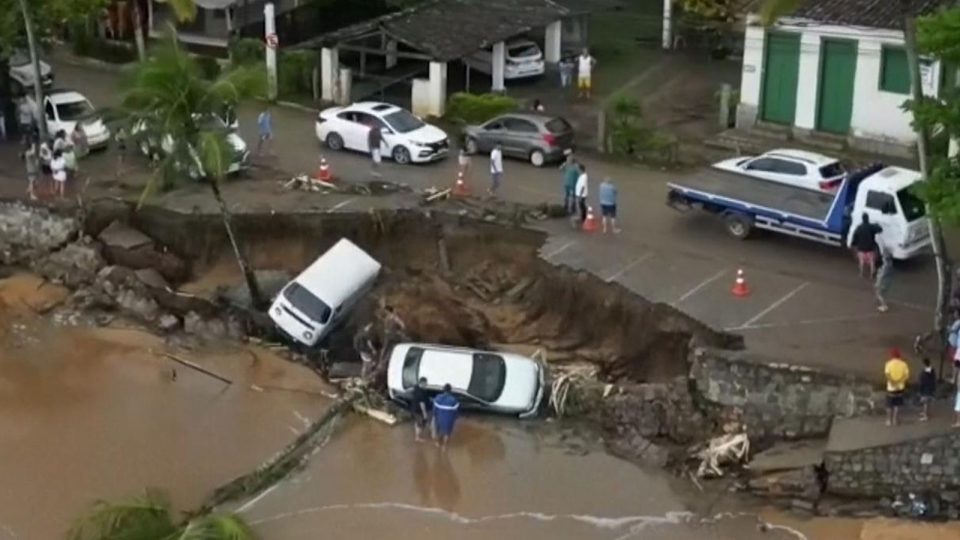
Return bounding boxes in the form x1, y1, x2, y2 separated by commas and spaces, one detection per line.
825, 433, 960, 497
690, 348, 885, 439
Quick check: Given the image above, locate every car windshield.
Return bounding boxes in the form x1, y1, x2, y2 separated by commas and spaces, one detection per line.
282, 282, 332, 324
468, 353, 506, 402
56, 100, 94, 121
545, 117, 572, 134
897, 187, 926, 221
819, 162, 846, 178
401, 347, 424, 389
383, 110, 425, 134
508, 44, 540, 58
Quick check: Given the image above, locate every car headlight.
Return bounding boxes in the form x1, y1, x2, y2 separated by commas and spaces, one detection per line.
410, 141, 429, 147
303, 331, 313, 341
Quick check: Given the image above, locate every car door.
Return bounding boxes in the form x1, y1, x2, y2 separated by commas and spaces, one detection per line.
863, 189, 901, 250
501, 117, 540, 157
478, 118, 508, 152
335, 111, 366, 152
43, 98, 57, 135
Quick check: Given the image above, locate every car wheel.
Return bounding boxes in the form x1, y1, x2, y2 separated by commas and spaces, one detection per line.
325, 132, 344, 151
464, 137, 479, 154
393, 145, 411, 164
529, 149, 546, 167
724, 212, 753, 240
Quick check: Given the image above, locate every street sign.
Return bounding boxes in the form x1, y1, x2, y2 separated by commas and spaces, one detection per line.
266, 33, 279, 49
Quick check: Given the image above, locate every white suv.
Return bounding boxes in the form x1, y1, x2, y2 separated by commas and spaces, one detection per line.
465, 39, 546, 81
315, 101, 449, 164
713, 149, 847, 192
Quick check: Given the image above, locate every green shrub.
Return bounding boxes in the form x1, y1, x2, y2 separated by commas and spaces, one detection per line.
606, 94, 677, 162
278, 49, 315, 97
195, 55, 222, 80
444, 92, 518, 125
229, 38, 264, 66
69, 22, 136, 64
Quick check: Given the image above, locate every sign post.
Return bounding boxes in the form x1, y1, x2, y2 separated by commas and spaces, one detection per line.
264, 2, 278, 100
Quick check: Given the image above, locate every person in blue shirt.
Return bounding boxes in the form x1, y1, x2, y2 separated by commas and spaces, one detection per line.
432, 384, 460, 450
256, 106, 273, 156
598, 177, 621, 234
560, 154, 579, 215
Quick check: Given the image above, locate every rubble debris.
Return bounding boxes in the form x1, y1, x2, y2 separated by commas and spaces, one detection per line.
32, 240, 106, 288
98, 220, 187, 282
422, 186, 452, 204
694, 433, 751, 478
282, 174, 338, 192
0, 202, 78, 266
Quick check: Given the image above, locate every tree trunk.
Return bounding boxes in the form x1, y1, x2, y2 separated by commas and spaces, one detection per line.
208, 180, 266, 310
132, 0, 147, 61
902, 6, 949, 338
17, 0, 47, 141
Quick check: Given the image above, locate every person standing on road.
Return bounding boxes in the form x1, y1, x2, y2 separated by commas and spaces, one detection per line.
409, 377, 432, 442
17, 99, 35, 141
256, 106, 273, 156
114, 127, 128, 180
851, 213, 883, 279
598, 177, 621, 234
919, 357, 936, 422
560, 153, 578, 215
559, 57, 574, 89
577, 48, 596, 99
432, 384, 460, 450
21, 140, 39, 200
368, 122, 384, 177
884, 348, 909, 427
458, 147, 472, 180
354, 322, 378, 381
874, 243, 893, 312
489, 142, 504, 196
71, 124, 89, 160
574, 163, 589, 227
50, 149, 67, 199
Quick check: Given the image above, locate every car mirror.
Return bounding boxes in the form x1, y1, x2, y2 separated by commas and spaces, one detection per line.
381, 127, 390, 135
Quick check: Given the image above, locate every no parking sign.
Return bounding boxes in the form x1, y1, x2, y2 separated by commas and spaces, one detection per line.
266, 33, 279, 49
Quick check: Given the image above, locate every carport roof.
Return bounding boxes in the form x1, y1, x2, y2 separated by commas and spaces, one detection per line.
299, 0, 575, 61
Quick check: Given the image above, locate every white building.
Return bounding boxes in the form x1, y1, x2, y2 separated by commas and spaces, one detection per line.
735, 0, 953, 158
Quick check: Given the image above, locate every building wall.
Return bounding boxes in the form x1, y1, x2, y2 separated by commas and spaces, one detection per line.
737, 19, 941, 155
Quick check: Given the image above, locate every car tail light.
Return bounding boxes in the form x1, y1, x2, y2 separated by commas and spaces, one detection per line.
543, 133, 557, 147
819, 177, 842, 191
316, 113, 326, 123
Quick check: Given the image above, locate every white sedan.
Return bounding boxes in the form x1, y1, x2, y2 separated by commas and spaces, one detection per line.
386, 343, 545, 418
713, 149, 846, 192
25, 90, 110, 148
315, 101, 449, 164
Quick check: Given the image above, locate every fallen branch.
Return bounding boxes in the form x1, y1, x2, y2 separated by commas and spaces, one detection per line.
160, 352, 233, 385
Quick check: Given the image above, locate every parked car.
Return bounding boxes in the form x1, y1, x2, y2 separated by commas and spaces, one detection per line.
464, 39, 545, 81
315, 101, 449, 164
462, 113, 574, 167
23, 90, 111, 149
132, 115, 249, 178
386, 342, 545, 418
270, 238, 382, 347
9, 49, 54, 92
712, 149, 846, 192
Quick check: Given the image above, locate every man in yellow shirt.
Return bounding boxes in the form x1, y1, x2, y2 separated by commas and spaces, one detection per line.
885, 347, 910, 426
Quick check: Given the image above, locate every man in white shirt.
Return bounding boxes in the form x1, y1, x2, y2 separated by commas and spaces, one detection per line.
50, 149, 67, 199
489, 142, 503, 196
577, 48, 596, 99
574, 163, 589, 225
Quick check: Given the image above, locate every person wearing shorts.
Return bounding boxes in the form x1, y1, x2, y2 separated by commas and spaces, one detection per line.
577, 48, 596, 99
850, 213, 883, 279
368, 122, 384, 177
598, 177, 621, 234
50, 149, 67, 199
409, 377, 432, 442
432, 384, 460, 450
884, 348, 909, 427
919, 357, 936, 422
574, 163, 589, 226
256, 106, 273, 156
22, 140, 39, 200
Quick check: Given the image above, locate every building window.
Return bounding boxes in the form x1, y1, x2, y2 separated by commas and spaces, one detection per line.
880, 46, 910, 94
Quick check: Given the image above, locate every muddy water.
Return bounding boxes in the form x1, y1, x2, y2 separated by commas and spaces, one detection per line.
0, 275, 332, 539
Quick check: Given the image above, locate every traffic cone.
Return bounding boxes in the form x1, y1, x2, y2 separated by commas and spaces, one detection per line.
314, 156, 333, 183
731, 268, 750, 297
452, 171, 470, 197
582, 206, 599, 233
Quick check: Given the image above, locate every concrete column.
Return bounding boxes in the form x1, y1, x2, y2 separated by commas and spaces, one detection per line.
793, 32, 821, 130
428, 61, 447, 116
386, 39, 398, 69
491, 41, 506, 92
337, 68, 352, 105
545, 20, 562, 64
321, 47, 340, 101
662, 0, 672, 50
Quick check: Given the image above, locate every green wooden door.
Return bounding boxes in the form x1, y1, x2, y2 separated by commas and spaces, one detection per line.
816, 40, 858, 134
761, 33, 801, 125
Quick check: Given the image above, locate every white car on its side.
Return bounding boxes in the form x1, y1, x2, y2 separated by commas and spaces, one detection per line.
386, 342, 545, 418
315, 101, 449, 164
464, 39, 546, 81
24, 90, 111, 148
713, 149, 847, 192
9, 49, 54, 92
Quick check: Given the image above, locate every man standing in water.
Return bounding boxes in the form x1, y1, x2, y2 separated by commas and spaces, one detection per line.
432, 384, 460, 450
409, 377, 432, 442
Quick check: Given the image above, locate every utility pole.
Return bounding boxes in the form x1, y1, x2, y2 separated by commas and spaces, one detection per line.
264, 2, 278, 100
902, 1, 949, 338
17, 0, 47, 140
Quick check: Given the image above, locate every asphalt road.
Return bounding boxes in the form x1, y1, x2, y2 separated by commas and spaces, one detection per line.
28, 59, 944, 380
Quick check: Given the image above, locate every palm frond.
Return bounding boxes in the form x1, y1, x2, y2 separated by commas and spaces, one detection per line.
176, 513, 257, 540
168, 0, 198, 23
197, 130, 233, 182
68, 488, 177, 540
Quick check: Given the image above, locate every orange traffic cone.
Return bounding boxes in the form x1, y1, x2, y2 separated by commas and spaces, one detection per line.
731, 268, 750, 297
315, 156, 333, 183
452, 171, 471, 197
582, 206, 599, 233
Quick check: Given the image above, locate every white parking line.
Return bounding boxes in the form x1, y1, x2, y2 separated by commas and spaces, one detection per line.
543, 241, 576, 260
605, 252, 655, 283
731, 311, 906, 331
327, 198, 356, 213
730, 282, 809, 330
672, 269, 726, 306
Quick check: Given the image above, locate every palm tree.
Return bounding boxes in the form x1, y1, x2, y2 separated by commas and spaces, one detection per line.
68, 488, 256, 540
122, 32, 267, 309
